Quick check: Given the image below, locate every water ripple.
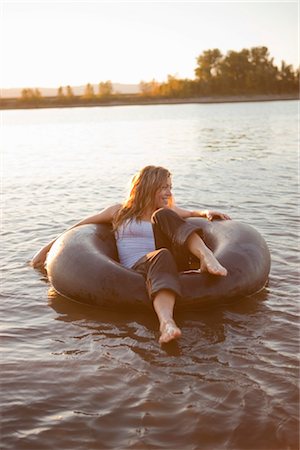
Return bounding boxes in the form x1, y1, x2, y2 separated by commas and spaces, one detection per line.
2, 101, 299, 450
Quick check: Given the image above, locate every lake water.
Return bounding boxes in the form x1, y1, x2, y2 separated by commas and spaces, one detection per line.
1, 101, 299, 450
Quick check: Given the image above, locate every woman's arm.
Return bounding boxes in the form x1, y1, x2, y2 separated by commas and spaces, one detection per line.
31, 204, 121, 270
171, 203, 231, 221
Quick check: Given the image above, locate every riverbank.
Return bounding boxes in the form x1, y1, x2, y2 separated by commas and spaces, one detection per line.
0, 93, 298, 110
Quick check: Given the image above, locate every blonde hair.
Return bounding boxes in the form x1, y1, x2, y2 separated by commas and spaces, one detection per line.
113, 165, 172, 230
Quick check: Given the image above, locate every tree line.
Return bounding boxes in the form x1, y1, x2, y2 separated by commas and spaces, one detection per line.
20, 81, 113, 103
140, 47, 299, 97
18, 46, 299, 104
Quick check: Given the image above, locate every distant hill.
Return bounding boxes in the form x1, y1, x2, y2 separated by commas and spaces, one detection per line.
1, 83, 140, 98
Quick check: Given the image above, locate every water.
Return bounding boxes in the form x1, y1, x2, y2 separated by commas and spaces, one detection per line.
1, 101, 299, 450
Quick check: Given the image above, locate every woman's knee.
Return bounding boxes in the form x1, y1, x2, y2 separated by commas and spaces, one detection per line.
149, 248, 177, 270
151, 207, 178, 224
147, 248, 181, 298
153, 247, 173, 262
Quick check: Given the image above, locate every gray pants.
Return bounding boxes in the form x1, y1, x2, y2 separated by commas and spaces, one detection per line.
132, 208, 203, 300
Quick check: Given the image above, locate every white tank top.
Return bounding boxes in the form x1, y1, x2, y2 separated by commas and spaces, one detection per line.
115, 219, 155, 268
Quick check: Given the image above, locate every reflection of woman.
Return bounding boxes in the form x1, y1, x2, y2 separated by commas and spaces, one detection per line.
32, 166, 230, 345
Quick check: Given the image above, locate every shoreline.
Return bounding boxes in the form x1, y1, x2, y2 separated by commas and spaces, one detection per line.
0, 93, 298, 110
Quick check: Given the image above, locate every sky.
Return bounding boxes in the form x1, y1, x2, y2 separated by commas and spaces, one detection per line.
1, 1, 299, 89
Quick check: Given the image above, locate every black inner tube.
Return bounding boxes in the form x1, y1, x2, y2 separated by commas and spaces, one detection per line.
46, 218, 271, 310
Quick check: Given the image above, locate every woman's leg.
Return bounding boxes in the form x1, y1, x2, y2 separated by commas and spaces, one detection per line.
186, 232, 227, 276
132, 248, 182, 344
152, 289, 182, 344
152, 208, 227, 276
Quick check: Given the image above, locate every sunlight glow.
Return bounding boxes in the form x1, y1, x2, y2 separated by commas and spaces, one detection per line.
1, 1, 298, 89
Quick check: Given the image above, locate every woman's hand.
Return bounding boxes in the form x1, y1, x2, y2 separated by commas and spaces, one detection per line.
176, 207, 231, 221
31, 243, 53, 270
30, 204, 121, 271
205, 210, 231, 221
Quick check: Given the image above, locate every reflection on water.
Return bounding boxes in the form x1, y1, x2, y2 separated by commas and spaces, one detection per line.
2, 101, 299, 449
48, 287, 271, 359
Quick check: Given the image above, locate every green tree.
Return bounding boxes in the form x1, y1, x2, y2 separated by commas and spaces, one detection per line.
139, 79, 161, 97
247, 46, 278, 93
277, 61, 297, 93
98, 81, 113, 98
195, 49, 223, 94
195, 49, 223, 80
20, 88, 30, 101
221, 49, 251, 94
160, 75, 186, 97
20, 88, 42, 103
82, 83, 95, 99
33, 88, 42, 98
66, 85, 74, 100
57, 86, 65, 98
193, 46, 290, 95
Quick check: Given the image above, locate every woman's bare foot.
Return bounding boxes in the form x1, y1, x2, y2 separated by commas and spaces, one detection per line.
187, 232, 227, 277
200, 250, 227, 276
159, 319, 182, 345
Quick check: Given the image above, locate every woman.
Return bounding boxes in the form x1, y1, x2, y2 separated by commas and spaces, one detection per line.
32, 166, 230, 345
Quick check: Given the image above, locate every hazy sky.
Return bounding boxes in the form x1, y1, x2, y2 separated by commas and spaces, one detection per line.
1, 1, 298, 88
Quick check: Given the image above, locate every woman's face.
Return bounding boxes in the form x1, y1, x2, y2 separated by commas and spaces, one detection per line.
154, 176, 172, 209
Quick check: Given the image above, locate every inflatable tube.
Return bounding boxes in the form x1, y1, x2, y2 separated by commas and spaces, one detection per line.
46, 218, 271, 310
